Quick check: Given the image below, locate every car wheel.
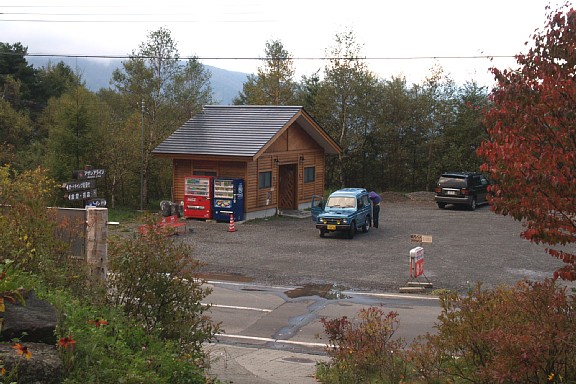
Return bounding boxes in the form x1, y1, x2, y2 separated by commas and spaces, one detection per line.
470, 198, 477, 211
319, 229, 325, 238
437, 202, 446, 209
347, 223, 355, 239
362, 216, 371, 233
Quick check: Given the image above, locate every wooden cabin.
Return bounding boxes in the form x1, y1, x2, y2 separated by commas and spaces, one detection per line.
152, 105, 341, 220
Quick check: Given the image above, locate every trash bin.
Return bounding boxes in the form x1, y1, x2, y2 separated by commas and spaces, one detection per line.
160, 200, 172, 217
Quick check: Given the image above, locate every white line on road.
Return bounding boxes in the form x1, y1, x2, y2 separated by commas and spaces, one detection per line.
343, 291, 440, 301
216, 333, 327, 348
206, 279, 440, 301
203, 303, 273, 312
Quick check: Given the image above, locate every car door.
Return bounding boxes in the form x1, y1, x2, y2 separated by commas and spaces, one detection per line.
478, 175, 489, 203
311, 195, 324, 222
360, 195, 371, 226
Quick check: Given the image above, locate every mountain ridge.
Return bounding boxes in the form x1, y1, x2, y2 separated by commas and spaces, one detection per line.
26, 57, 247, 105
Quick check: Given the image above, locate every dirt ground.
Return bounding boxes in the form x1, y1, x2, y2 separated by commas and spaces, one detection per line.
151, 194, 575, 294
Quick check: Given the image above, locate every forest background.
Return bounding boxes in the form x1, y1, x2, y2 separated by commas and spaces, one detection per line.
1, 28, 490, 209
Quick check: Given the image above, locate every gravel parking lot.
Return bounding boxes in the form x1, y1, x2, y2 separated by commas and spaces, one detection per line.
179, 192, 574, 294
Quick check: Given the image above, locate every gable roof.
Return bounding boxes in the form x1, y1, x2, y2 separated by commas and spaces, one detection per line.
152, 105, 341, 159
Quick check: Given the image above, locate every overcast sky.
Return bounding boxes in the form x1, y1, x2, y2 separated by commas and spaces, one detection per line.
1, 0, 564, 87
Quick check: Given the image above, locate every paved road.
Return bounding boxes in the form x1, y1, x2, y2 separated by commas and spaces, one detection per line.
175, 196, 574, 383
181, 197, 573, 294
203, 279, 441, 384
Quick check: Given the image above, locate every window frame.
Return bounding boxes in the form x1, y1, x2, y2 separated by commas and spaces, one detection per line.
304, 166, 315, 183
259, 171, 272, 189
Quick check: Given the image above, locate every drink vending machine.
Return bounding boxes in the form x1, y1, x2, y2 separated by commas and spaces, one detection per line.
183, 176, 213, 219
213, 178, 244, 221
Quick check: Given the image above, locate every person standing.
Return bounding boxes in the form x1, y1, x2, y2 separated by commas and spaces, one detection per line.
369, 191, 382, 228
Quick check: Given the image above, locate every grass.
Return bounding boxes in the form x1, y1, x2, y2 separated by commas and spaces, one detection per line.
108, 207, 146, 224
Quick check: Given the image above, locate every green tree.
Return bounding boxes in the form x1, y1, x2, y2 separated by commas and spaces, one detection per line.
234, 39, 298, 105
372, 76, 414, 191
413, 66, 458, 191
440, 81, 490, 173
0, 42, 36, 107
41, 86, 109, 182
35, 61, 81, 105
313, 28, 380, 188
110, 27, 213, 207
0, 97, 32, 168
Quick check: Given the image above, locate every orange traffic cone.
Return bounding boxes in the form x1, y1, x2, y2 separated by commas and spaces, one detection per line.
228, 213, 236, 232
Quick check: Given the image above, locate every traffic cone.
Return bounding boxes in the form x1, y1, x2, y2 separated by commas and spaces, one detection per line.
228, 213, 236, 232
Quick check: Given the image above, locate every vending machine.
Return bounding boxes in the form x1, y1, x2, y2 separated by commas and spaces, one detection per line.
183, 176, 213, 219
213, 178, 245, 221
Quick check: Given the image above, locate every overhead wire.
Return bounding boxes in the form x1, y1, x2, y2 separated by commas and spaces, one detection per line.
0, 7, 517, 62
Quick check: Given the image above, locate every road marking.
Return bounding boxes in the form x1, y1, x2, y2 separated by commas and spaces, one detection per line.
206, 280, 295, 291
203, 303, 272, 312
216, 333, 327, 348
344, 291, 440, 301
207, 279, 440, 301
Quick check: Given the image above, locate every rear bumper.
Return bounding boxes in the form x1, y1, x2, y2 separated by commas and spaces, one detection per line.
434, 195, 473, 206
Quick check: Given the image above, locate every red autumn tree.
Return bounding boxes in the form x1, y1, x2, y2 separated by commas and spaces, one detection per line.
478, 3, 576, 281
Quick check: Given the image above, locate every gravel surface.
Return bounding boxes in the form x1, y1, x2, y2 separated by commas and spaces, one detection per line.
170, 193, 574, 294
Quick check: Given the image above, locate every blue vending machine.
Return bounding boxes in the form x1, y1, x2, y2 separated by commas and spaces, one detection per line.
213, 178, 245, 221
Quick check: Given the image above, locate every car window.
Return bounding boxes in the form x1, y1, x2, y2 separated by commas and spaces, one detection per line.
439, 176, 467, 188
326, 196, 355, 208
363, 195, 370, 208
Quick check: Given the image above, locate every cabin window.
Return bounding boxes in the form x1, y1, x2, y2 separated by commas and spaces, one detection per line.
304, 167, 315, 183
259, 171, 272, 189
194, 170, 217, 176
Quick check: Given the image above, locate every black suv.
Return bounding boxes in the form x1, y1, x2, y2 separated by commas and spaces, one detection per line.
434, 172, 489, 210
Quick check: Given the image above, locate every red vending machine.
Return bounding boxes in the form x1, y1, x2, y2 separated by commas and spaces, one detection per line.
183, 176, 213, 219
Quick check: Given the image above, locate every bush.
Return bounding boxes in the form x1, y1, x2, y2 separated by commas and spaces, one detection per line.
48, 288, 212, 383
317, 306, 408, 383
409, 280, 576, 383
0, 165, 98, 298
318, 280, 575, 383
107, 215, 220, 358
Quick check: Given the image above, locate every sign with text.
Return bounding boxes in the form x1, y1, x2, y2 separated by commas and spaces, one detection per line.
65, 189, 97, 201
85, 198, 107, 207
410, 234, 433, 243
409, 246, 425, 278
62, 179, 96, 192
72, 169, 105, 180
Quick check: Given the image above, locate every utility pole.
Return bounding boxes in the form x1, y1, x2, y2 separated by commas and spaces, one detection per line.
140, 99, 145, 211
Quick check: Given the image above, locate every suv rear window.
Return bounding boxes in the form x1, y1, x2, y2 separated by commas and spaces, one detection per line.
438, 176, 467, 188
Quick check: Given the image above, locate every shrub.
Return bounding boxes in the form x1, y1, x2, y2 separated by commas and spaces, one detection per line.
0, 165, 97, 298
317, 306, 408, 383
47, 288, 212, 383
318, 280, 575, 383
409, 280, 576, 383
107, 216, 220, 359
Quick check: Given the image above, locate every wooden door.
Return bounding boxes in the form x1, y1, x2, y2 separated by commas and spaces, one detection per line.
278, 164, 296, 210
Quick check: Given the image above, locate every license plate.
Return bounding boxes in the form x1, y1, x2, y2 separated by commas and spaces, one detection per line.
327, 225, 336, 230
446, 190, 457, 195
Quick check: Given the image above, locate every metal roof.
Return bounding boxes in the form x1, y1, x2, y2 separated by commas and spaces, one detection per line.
152, 105, 341, 158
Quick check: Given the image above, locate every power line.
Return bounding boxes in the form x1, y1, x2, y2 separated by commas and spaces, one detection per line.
17, 53, 514, 61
